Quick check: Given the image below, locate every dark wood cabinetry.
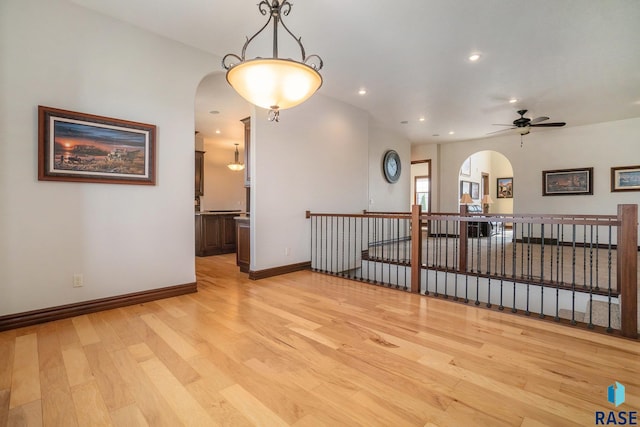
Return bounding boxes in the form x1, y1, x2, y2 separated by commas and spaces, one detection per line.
235, 217, 250, 273
241, 117, 250, 187
195, 150, 204, 197
195, 213, 238, 257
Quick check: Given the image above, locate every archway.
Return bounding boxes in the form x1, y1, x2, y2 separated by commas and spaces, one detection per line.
458, 150, 514, 215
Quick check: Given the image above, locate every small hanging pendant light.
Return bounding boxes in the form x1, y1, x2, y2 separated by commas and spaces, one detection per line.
227, 144, 245, 171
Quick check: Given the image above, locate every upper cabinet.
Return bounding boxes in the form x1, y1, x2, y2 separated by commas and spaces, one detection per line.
195, 150, 205, 197
241, 117, 250, 187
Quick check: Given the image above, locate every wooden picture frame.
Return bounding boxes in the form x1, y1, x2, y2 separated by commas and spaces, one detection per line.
471, 182, 480, 200
542, 167, 593, 196
611, 165, 640, 192
460, 157, 471, 176
497, 177, 513, 199
38, 106, 156, 185
460, 180, 471, 197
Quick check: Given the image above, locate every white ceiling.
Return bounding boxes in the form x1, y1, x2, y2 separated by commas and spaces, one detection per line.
71, 0, 640, 146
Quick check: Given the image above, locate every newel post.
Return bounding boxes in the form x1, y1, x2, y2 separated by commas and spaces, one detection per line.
411, 204, 422, 293
618, 204, 638, 339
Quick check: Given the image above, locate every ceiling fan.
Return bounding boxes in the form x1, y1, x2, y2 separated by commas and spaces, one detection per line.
489, 109, 566, 136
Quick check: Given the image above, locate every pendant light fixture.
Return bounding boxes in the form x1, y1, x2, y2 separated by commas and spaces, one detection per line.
227, 144, 245, 171
222, 0, 323, 122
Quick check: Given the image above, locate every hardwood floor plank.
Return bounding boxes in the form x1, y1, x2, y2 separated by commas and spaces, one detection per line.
9, 333, 40, 409
219, 383, 289, 427
110, 404, 150, 427
83, 342, 135, 411
7, 399, 43, 427
62, 346, 94, 387
109, 348, 183, 427
140, 313, 199, 360
139, 357, 215, 426
71, 315, 101, 346
71, 380, 112, 427
0, 389, 9, 424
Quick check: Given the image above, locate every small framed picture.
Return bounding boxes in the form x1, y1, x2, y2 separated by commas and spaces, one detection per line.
542, 167, 593, 196
611, 165, 640, 192
471, 182, 480, 200
460, 157, 471, 176
38, 106, 156, 185
460, 180, 471, 196
497, 177, 513, 199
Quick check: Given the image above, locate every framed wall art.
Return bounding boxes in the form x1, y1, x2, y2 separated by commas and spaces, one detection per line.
497, 177, 513, 199
460, 157, 471, 177
611, 165, 640, 192
38, 106, 156, 185
460, 180, 471, 197
542, 167, 593, 196
471, 182, 480, 200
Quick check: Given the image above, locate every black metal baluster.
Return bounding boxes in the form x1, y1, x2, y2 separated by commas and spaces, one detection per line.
571, 224, 577, 325
486, 220, 492, 308
588, 224, 594, 329
511, 222, 518, 313
607, 225, 613, 332
454, 218, 459, 301
444, 217, 449, 298
539, 223, 545, 318
554, 223, 561, 321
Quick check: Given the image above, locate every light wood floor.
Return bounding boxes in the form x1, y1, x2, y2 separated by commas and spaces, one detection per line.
1, 254, 639, 426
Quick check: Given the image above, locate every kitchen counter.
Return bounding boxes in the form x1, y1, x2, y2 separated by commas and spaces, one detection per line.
195, 210, 243, 216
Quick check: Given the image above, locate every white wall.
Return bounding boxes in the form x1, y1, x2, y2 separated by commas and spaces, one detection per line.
435, 118, 640, 216
0, 0, 215, 315
200, 140, 246, 212
367, 125, 411, 212
252, 95, 370, 270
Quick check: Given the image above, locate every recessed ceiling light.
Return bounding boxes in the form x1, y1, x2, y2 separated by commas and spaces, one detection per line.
419, 117, 426, 122
449, 131, 455, 135
358, 88, 367, 95
215, 129, 221, 134
209, 110, 220, 115
509, 98, 518, 104
468, 53, 481, 62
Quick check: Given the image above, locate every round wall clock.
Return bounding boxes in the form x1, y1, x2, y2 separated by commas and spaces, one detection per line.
382, 150, 401, 183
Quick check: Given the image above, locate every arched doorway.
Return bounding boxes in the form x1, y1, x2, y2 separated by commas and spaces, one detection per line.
459, 150, 514, 215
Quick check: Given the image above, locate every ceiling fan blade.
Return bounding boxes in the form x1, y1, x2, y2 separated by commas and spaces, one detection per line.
529, 116, 549, 124
492, 124, 515, 126
487, 127, 516, 135
530, 122, 566, 127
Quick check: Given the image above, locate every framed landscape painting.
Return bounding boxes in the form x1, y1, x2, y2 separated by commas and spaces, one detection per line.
497, 177, 513, 199
542, 167, 593, 196
611, 165, 640, 192
38, 106, 156, 185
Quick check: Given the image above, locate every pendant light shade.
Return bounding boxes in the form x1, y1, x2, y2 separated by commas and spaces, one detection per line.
222, 0, 323, 122
226, 58, 322, 111
227, 144, 245, 171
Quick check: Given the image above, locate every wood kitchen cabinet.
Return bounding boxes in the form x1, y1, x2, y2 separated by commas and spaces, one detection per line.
195, 150, 204, 197
235, 216, 250, 273
241, 117, 250, 187
195, 213, 238, 257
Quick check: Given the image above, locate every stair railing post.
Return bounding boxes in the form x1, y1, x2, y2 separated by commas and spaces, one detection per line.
459, 205, 468, 273
411, 204, 422, 293
618, 204, 638, 339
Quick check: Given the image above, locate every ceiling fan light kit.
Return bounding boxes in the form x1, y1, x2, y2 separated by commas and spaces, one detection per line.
222, 0, 323, 122
489, 109, 566, 146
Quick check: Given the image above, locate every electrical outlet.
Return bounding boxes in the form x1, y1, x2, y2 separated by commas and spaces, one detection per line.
285, 247, 290, 256
73, 273, 83, 288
